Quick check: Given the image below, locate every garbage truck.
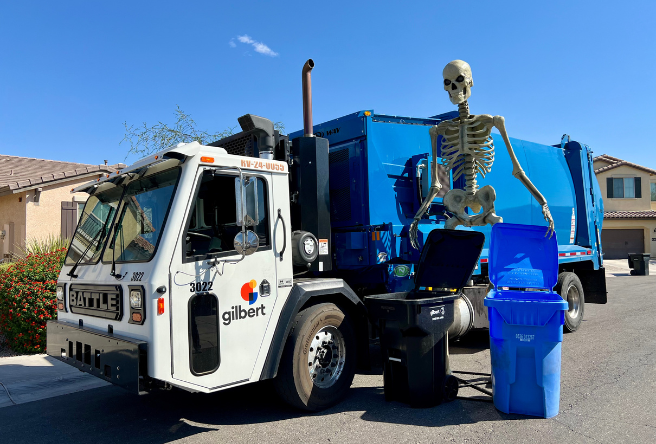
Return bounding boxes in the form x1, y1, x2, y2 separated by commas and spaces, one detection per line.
47, 59, 606, 411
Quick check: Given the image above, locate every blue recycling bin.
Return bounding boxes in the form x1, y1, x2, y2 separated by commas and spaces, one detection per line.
484, 223, 568, 418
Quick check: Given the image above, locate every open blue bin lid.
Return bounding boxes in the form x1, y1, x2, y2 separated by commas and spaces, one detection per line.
489, 223, 558, 290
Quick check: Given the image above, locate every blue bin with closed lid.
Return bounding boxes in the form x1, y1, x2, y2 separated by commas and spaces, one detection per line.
485, 223, 568, 418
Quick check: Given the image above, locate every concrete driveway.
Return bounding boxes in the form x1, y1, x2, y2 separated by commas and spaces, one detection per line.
1, 273, 654, 443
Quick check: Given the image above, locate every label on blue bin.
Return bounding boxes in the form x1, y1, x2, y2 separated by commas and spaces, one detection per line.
430, 305, 445, 321
516, 333, 535, 342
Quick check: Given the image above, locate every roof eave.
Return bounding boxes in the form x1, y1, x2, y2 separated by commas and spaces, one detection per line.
0, 172, 107, 197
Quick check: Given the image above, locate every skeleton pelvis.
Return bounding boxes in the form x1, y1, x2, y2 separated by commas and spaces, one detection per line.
443, 185, 502, 227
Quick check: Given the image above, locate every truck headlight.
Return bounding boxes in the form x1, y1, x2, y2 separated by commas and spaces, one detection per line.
129, 289, 142, 309
56, 286, 64, 301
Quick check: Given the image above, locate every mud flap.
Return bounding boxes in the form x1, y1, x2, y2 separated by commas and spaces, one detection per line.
576, 267, 607, 304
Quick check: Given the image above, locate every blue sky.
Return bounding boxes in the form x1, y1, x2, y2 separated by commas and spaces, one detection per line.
1, 1, 655, 168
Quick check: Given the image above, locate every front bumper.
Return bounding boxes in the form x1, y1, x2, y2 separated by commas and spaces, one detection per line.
46, 320, 148, 394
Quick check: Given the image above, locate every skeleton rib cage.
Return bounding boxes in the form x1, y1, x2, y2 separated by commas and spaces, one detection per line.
439, 117, 495, 195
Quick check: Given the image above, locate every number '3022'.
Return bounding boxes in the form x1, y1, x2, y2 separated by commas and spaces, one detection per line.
190, 281, 213, 292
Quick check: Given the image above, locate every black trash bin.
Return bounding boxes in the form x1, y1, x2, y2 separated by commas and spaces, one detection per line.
628, 253, 650, 276
365, 229, 485, 407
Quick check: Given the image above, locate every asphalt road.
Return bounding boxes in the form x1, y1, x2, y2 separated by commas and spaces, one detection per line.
1, 273, 654, 444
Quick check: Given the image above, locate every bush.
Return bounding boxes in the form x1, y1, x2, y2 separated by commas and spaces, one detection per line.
14, 235, 70, 260
0, 249, 66, 353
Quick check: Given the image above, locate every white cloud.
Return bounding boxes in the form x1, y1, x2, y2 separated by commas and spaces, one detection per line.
229, 39, 236, 48
233, 34, 278, 57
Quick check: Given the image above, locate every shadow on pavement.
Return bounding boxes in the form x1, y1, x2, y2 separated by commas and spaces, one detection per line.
3, 371, 525, 444
2, 329, 509, 443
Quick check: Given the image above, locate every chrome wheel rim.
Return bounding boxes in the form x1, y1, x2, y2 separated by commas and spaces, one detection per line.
307, 325, 346, 389
566, 284, 581, 319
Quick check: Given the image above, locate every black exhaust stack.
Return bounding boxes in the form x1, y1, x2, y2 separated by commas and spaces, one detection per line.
290, 59, 332, 273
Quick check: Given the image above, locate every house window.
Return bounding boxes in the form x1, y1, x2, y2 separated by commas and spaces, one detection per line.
606, 177, 642, 199
651, 183, 656, 202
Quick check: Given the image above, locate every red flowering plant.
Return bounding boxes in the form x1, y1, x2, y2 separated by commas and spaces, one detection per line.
0, 249, 66, 353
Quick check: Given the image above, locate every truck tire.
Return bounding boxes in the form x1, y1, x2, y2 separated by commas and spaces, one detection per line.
554, 272, 585, 333
273, 303, 356, 411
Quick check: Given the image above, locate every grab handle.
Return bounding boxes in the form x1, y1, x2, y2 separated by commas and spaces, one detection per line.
277, 209, 286, 261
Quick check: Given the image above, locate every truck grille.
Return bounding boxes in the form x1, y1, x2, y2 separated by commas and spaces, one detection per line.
69, 284, 123, 321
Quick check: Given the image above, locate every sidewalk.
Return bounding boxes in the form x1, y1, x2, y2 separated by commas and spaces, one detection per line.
604, 258, 656, 277
0, 354, 109, 408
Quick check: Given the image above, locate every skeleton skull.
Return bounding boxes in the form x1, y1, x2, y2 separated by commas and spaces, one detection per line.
443, 60, 474, 105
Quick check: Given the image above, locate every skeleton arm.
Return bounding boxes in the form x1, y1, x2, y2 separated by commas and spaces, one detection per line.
493, 116, 555, 236
409, 124, 445, 249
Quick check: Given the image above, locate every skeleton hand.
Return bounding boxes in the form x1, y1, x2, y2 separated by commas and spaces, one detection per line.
542, 203, 555, 238
409, 218, 421, 250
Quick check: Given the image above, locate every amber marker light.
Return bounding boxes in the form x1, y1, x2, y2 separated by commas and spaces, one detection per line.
364, 111, 372, 116
200, 156, 214, 163
157, 297, 165, 315
132, 313, 142, 323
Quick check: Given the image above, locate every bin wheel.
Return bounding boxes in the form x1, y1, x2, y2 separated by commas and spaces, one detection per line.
273, 303, 356, 411
443, 375, 459, 403
554, 272, 585, 333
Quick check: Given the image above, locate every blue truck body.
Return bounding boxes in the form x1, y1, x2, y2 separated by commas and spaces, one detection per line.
289, 110, 605, 295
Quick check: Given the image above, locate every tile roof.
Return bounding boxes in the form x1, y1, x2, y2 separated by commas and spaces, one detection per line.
593, 154, 656, 175
593, 154, 623, 163
0, 154, 126, 195
604, 210, 656, 219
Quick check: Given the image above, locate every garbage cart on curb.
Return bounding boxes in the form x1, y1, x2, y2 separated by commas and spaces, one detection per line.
628, 253, 650, 276
485, 223, 568, 418
366, 229, 485, 408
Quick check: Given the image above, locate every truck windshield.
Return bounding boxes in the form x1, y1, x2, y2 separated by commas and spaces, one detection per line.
103, 167, 180, 263
64, 187, 123, 266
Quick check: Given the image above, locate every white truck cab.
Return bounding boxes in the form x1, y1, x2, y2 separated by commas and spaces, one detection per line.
48, 118, 368, 411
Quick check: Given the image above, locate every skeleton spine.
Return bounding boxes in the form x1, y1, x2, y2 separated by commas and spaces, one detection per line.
458, 101, 477, 195
458, 101, 469, 121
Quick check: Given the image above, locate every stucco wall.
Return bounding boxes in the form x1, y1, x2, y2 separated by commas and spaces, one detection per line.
0, 191, 27, 256
596, 164, 655, 212
23, 176, 101, 243
602, 219, 656, 255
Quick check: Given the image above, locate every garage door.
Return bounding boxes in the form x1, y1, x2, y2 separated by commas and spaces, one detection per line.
601, 229, 644, 259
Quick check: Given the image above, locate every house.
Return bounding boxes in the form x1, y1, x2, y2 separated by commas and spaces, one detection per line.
593, 154, 656, 259
0, 154, 125, 258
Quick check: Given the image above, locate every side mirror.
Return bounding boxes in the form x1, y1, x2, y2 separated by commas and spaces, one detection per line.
235, 177, 259, 227
234, 230, 259, 256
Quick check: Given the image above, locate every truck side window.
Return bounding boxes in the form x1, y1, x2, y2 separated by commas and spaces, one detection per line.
185, 172, 269, 258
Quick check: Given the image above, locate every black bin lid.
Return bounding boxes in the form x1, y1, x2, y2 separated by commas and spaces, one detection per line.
415, 229, 485, 291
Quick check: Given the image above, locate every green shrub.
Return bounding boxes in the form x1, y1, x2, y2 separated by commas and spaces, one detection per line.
0, 249, 66, 353
14, 235, 70, 260
0, 262, 12, 273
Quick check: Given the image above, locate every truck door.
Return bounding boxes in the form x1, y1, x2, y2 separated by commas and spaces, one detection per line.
169, 168, 279, 389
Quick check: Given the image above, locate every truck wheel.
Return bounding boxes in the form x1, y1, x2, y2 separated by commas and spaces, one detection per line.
274, 303, 356, 411
554, 272, 585, 333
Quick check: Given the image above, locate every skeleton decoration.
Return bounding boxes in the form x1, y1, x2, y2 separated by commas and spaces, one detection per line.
410, 60, 554, 249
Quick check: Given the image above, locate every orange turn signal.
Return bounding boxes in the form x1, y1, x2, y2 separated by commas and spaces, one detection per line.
200, 156, 214, 163
157, 297, 165, 315
132, 312, 142, 323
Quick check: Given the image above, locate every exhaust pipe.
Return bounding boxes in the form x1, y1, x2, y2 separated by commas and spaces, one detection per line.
302, 59, 315, 137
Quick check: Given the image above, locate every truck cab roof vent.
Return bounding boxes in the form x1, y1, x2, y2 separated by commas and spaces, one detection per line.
208, 132, 256, 157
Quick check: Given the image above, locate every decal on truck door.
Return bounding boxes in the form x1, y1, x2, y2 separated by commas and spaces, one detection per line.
241, 280, 258, 304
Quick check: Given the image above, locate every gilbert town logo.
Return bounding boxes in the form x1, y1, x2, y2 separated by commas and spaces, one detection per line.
241, 280, 258, 305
